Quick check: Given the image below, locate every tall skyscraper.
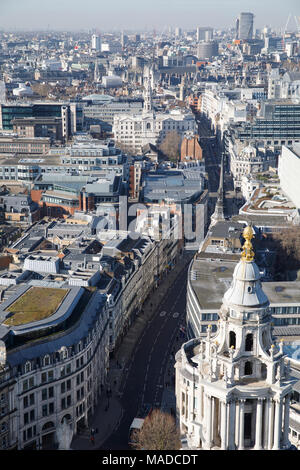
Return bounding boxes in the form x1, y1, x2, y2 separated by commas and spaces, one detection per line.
196, 27, 213, 42
91, 34, 101, 51
175, 27, 182, 38
236, 12, 254, 40
121, 31, 128, 49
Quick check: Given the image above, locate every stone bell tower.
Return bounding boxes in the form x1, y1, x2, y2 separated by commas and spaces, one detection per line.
143, 66, 153, 114
175, 225, 295, 450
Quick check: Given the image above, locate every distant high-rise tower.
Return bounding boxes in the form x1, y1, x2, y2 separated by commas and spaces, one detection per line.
196, 27, 213, 42
121, 31, 128, 49
236, 12, 254, 40
175, 27, 182, 38
91, 34, 101, 51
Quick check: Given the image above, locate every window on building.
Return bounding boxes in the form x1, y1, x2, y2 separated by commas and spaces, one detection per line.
244, 361, 253, 375
245, 334, 253, 352
44, 355, 50, 366
29, 393, 34, 406
229, 331, 236, 349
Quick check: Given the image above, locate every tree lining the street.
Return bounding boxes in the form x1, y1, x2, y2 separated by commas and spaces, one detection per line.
130, 409, 181, 450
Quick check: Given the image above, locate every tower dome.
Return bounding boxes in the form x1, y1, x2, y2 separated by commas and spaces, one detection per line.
223, 225, 269, 312
175, 224, 294, 451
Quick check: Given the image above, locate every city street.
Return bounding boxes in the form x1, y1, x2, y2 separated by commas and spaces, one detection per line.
99, 257, 191, 450
196, 113, 243, 218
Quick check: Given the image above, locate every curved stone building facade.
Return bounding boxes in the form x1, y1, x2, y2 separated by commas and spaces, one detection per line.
0, 287, 109, 450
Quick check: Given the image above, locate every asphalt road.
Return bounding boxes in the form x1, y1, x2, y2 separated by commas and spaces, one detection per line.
196, 113, 242, 218
100, 262, 189, 450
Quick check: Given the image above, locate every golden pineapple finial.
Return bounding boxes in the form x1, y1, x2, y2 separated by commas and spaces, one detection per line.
241, 225, 255, 262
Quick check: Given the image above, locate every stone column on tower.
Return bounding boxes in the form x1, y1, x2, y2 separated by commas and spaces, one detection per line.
238, 399, 245, 450
273, 398, 283, 450
283, 394, 291, 448
220, 400, 228, 449
255, 398, 264, 449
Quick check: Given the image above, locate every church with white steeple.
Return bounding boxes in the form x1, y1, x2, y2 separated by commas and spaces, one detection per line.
112, 66, 196, 154
143, 66, 154, 114
175, 225, 295, 449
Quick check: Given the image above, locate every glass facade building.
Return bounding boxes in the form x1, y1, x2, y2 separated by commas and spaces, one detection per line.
227, 102, 300, 149
0, 103, 72, 134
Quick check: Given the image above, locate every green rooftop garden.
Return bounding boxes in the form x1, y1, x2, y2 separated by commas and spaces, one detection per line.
3, 287, 69, 326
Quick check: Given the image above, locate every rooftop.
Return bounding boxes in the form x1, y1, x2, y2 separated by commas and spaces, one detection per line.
3, 286, 69, 326
189, 256, 300, 311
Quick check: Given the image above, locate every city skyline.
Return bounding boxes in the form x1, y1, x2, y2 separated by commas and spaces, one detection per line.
0, 0, 299, 32
1, 0, 300, 453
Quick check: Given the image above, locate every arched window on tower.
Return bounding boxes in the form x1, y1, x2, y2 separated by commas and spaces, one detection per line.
261, 363, 267, 379
262, 330, 268, 349
245, 361, 253, 375
229, 331, 236, 349
245, 333, 253, 352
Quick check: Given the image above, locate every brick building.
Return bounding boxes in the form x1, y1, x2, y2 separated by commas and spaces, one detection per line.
180, 135, 203, 162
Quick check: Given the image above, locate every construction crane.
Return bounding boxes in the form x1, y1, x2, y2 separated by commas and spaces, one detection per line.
282, 13, 292, 50
282, 13, 300, 49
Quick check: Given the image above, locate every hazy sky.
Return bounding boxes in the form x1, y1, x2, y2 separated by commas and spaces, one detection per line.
0, 0, 299, 32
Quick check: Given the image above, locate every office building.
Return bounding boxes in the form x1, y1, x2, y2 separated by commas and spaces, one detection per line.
196, 27, 213, 42
227, 100, 300, 151
236, 12, 254, 40
91, 34, 101, 51
197, 41, 219, 60
0, 284, 110, 449
278, 144, 300, 210
0, 102, 77, 142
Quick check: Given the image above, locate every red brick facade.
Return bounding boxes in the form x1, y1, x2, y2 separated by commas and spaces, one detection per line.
180, 135, 203, 162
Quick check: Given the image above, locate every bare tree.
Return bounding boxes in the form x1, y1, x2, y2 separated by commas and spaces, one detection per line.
159, 131, 181, 163
31, 83, 52, 98
114, 140, 136, 156
130, 409, 181, 450
268, 228, 300, 277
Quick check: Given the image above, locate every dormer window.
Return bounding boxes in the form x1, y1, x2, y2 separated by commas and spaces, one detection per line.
44, 355, 50, 367
60, 347, 68, 360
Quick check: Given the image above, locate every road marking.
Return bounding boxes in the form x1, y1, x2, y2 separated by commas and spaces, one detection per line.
173, 312, 180, 318
160, 311, 167, 317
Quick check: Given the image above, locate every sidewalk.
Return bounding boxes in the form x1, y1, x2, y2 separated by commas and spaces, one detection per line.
71, 250, 194, 450
71, 361, 124, 449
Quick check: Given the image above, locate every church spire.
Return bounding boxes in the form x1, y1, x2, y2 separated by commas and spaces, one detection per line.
143, 66, 153, 113
94, 58, 99, 82
210, 153, 225, 226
